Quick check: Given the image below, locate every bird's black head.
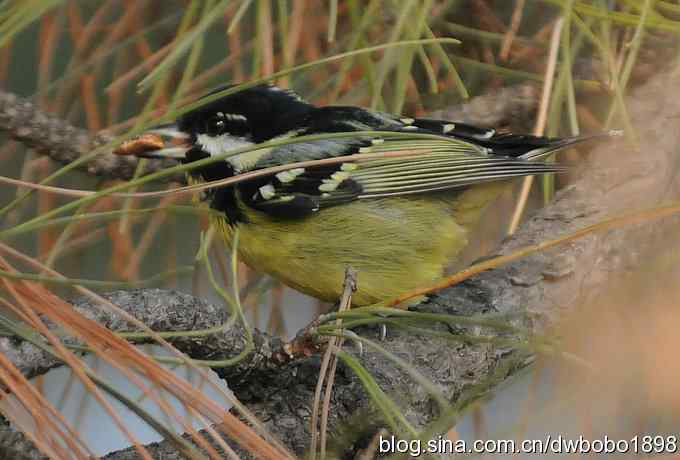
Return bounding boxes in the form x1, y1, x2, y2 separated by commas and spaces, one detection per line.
177, 83, 314, 143
116, 83, 314, 185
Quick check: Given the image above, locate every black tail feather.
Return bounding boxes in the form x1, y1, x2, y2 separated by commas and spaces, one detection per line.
408, 117, 621, 160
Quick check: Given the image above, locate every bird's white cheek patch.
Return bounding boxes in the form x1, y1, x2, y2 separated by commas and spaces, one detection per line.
196, 133, 255, 157
196, 133, 262, 171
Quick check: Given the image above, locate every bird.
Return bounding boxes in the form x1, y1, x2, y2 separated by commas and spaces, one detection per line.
118, 84, 614, 306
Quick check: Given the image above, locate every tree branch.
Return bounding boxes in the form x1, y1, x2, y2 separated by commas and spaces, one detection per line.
0, 84, 539, 182
0, 90, 180, 181
2, 72, 679, 459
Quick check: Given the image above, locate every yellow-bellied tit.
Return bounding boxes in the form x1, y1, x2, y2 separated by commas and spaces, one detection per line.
125, 84, 613, 306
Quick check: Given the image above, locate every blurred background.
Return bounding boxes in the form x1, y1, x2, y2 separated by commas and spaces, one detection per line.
1, 0, 680, 458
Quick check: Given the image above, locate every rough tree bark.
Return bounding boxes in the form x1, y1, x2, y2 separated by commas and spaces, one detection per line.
1, 72, 679, 459
0, 91, 181, 181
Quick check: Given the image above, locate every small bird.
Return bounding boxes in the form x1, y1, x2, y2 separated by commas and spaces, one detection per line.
121, 84, 611, 306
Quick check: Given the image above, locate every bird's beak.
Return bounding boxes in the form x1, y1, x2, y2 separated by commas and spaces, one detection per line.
113, 123, 191, 160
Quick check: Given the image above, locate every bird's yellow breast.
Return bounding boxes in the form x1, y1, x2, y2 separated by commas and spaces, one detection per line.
212, 182, 508, 306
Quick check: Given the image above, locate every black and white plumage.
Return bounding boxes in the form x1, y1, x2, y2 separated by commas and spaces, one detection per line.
157, 84, 600, 220
133, 83, 615, 305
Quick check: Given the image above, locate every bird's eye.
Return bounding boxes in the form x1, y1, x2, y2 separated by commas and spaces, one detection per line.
206, 115, 227, 136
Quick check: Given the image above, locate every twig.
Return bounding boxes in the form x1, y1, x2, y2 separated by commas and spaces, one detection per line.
386, 201, 680, 307
508, 18, 564, 236
500, 0, 526, 61
309, 267, 356, 460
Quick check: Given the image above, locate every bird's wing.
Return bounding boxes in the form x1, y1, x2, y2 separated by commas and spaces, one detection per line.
390, 117, 613, 160
238, 127, 568, 218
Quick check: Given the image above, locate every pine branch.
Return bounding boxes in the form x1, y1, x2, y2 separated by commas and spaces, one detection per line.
0, 90, 181, 181
0, 84, 539, 182
2, 72, 679, 458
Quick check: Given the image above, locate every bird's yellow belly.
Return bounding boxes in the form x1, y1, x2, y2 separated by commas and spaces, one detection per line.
213, 194, 466, 306
211, 182, 508, 306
